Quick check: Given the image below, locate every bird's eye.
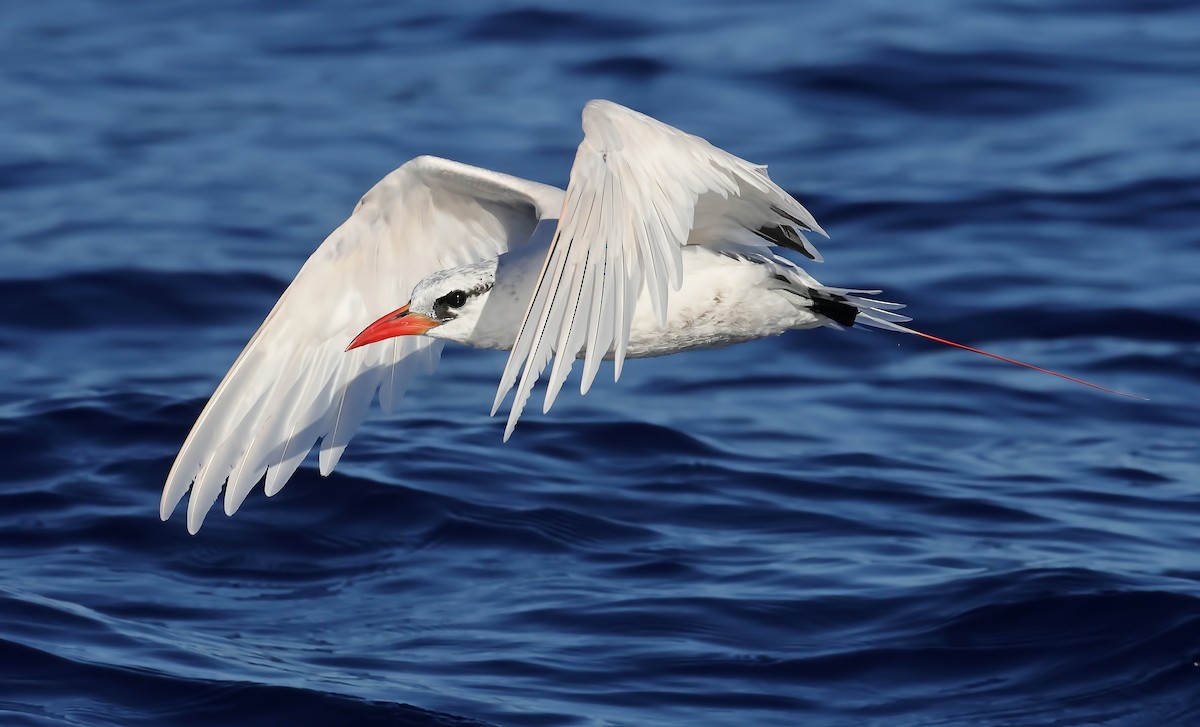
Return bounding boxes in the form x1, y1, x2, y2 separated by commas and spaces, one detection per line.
441, 290, 467, 309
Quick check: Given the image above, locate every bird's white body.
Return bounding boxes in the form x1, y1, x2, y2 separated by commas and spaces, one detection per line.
434, 239, 826, 357
586, 248, 825, 357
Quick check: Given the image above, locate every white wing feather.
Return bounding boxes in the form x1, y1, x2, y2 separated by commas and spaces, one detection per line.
163, 156, 562, 533
493, 100, 828, 439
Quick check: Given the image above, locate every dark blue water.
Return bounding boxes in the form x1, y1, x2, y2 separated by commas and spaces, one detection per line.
3, 1, 1199, 724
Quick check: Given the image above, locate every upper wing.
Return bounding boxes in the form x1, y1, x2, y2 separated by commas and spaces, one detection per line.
163, 156, 563, 533
492, 100, 827, 439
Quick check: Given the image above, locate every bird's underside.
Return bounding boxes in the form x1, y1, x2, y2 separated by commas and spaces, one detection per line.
162, 99, 1133, 534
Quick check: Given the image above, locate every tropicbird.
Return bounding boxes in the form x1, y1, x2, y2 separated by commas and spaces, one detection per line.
161, 100, 1136, 534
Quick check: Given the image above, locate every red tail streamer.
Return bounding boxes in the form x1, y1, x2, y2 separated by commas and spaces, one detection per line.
902, 327, 1147, 401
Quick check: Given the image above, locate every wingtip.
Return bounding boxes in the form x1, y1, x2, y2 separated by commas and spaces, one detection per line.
185, 484, 210, 535
160, 472, 192, 523
490, 383, 509, 418
318, 446, 339, 477
611, 347, 627, 382
158, 491, 174, 522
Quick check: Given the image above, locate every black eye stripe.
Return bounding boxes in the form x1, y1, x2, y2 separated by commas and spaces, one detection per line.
435, 290, 467, 309
432, 282, 492, 320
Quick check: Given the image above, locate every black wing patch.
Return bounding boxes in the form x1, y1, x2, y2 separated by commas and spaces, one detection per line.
754, 224, 815, 259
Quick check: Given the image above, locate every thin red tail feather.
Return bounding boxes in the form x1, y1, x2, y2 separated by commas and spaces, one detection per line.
900, 326, 1147, 401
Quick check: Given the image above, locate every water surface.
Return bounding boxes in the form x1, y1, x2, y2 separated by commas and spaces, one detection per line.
2, 1, 1199, 724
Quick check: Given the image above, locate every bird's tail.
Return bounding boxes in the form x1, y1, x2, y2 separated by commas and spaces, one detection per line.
811, 287, 910, 331
768, 260, 1142, 400
832, 292, 1145, 400
876, 321, 1145, 400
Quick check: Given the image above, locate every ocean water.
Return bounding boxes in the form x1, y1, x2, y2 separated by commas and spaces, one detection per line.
2, 0, 1199, 724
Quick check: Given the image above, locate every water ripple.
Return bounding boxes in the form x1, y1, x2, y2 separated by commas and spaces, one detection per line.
2, 0, 1198, 724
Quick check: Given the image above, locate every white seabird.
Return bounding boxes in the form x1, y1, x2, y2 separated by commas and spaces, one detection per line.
162, 100, 1137, 534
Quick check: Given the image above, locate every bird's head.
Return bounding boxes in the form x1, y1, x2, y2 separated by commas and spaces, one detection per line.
346, 262, 497, 350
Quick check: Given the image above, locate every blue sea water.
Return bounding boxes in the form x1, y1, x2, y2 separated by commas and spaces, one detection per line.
2, 0, 1199, 724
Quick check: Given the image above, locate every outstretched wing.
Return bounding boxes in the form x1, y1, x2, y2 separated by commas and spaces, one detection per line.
493, 100, 827, 439
163, 156, 563, 533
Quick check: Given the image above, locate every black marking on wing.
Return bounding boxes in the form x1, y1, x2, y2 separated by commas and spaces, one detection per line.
770, 205, 813, 231
754, 224, 815, 259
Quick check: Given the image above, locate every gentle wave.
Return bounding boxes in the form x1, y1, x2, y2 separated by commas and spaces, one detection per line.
3, 0, 1199, 724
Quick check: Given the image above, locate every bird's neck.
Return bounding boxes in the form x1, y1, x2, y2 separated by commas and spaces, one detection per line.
427, 246, 545, 351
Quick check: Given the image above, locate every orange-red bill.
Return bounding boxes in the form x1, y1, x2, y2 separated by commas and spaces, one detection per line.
346, 305, 440, 351
903, 326, 1147, 400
